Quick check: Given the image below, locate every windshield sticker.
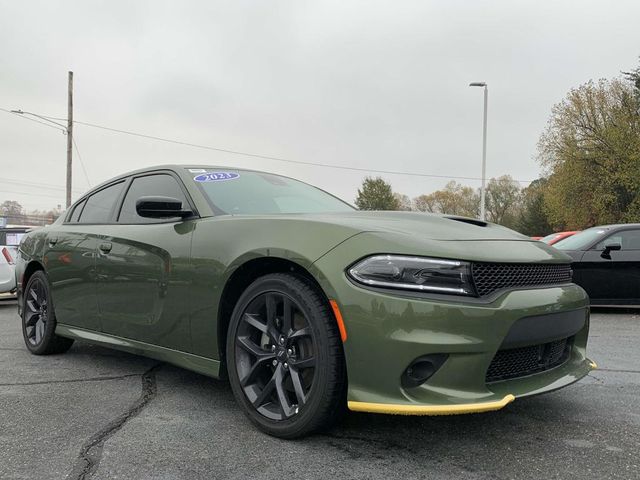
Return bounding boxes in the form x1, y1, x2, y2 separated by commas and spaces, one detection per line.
194, 172, 240, 182
188, 168, 207, 173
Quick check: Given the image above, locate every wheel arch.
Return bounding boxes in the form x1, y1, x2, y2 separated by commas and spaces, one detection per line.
216, 256, 338, 376
16, 260, 46, 317
22, 260, 45, 289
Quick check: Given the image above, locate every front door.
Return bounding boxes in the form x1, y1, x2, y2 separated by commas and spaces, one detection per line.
579, 228, 640, 305
94, 173, 196, 352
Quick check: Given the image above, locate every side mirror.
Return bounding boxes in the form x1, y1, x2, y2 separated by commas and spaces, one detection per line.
136, 196, 193, 219
601, 242, 621, 259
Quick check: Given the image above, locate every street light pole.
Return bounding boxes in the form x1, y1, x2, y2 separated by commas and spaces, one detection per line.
469, 82, 488, 221
66, 71, 74, 209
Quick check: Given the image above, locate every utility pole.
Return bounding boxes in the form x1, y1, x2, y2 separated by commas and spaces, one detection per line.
66, 71, 73, 208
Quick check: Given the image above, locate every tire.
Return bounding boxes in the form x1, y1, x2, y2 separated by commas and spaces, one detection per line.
22, 271, 74, 355
226, 273, 346, 438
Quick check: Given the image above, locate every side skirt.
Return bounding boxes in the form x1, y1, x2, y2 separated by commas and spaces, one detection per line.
56, 324, 221, 378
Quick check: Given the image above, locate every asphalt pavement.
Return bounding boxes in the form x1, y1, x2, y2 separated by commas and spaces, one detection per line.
1, 297, 638, 480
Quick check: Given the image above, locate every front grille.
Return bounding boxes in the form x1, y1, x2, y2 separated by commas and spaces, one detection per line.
471, 263, 572, 297
486, 337, 573, 382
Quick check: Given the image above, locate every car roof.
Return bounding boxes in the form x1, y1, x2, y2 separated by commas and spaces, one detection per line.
591, 224, 640, 230
77, 164, 276, 203
87, 164, 269, 191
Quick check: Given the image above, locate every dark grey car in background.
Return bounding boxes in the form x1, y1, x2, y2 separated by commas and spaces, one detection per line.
554, 224, 640, 306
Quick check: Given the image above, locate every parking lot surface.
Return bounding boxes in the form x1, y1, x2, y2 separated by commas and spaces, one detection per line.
1, 297, 638, 480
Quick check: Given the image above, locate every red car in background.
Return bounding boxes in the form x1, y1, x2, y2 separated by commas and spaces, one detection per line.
540, 231, 579, 245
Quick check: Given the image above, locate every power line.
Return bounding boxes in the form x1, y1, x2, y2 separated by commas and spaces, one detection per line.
37, 113, 534, 184
0, 188, 65, 200
1, 107, 90, 195
0, 177, 85, 194
72, 136, 92, 188
5, 107, 535, 184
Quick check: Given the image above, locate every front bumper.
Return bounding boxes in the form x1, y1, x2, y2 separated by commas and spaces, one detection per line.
348, 394, 516, 415
314, 256, 592, 414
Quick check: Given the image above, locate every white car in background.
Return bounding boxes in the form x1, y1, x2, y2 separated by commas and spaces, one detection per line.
0, 246, 18, 295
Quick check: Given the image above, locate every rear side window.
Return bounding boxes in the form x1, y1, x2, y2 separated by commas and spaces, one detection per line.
68, 199, 86, 223
78, 182, 125, 224
118, 174, 189, 224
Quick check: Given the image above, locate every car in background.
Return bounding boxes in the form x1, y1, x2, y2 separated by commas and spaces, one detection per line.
554, 224, 640, 306
531, 236, 543, 241
0, 245, 18, 295
541, 231, 579, 246
0, 226, 29, 247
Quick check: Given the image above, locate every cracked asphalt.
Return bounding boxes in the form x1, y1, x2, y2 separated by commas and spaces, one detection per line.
1, 297, 639, 480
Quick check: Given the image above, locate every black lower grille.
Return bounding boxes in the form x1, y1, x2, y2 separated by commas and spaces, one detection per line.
471, 263, 572, 297
486, 337, 573, 382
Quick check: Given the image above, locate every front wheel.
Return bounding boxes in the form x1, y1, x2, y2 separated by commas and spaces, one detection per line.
22, 271, 74, 355
226, 273, 346, 438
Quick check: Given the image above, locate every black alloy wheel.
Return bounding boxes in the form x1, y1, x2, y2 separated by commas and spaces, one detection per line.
24, 275, 48, 346
227, 273, 346, 438
22, 271, 74, 355
235, 290, 316, 420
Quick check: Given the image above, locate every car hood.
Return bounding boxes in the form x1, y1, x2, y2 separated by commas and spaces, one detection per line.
275, 211, 531, 242
196, 211, 569, 267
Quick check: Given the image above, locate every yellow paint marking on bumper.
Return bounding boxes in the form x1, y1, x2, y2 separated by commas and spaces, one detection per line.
589, 359, 597, 369
347, 394, 515, 416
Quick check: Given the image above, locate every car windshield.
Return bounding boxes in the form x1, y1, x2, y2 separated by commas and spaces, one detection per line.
553, 227, 610, 250
189, 169, 355, 215
541, 233, 560, 244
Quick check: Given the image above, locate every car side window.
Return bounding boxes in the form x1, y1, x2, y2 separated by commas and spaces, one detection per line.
595, 230, 640, 250
118, 174, 189, 224
68, 199, 86, 223
78, 182, 125, 224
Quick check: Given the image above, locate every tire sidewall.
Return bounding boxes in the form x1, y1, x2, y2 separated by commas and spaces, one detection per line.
226, 274, 337, 438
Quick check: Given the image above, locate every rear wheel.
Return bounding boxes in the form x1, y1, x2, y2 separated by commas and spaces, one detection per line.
226, 273, 346, 438
22, 271, 74, 355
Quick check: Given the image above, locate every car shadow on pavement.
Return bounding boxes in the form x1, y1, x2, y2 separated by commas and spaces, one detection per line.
104, 359, 624, 479
3, 298, 634, 479
591, 306, 639, 315
0, 298, 17, 308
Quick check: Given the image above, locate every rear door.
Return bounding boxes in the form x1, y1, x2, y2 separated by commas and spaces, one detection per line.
44, 181, 126, 330
94, 172, 197, 352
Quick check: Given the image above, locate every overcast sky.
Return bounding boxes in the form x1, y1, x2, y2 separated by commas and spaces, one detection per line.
1, 0, 639, 211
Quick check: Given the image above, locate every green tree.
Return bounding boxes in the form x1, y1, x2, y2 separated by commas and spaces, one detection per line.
413, 181, 479, 217
484, 175, 522, 229
517, 178, 552, 236
538, 77, 640, 228
355, 177, 400, 210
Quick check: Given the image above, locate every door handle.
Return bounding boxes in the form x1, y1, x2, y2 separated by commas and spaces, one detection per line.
48, 236, 58, 247
99, 242, 113, 254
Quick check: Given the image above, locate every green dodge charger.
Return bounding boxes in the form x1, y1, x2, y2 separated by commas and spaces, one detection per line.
16, 165, 595, 438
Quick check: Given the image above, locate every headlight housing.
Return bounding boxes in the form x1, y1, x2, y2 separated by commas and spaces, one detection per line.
347, 255, 476, 296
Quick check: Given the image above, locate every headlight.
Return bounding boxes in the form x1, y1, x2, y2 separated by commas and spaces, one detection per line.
347, 255, 476, 296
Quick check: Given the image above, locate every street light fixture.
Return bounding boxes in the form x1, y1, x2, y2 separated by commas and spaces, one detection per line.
469, 82, 488, 221
10, 109, 68, 131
